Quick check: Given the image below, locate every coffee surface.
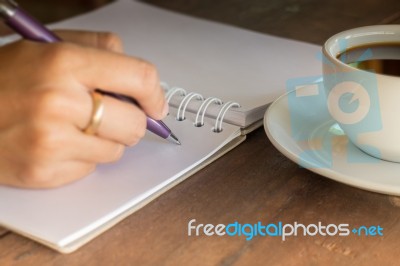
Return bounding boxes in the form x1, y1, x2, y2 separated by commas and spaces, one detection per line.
337, 43, 400, 77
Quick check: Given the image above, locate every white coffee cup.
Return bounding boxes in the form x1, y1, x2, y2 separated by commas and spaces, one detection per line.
322, 25, 400, 162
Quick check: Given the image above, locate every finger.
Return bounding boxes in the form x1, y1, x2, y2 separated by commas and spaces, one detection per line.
19, 119, 125, 164
38, 161, 96, 188
59, 89, 147, 146
68, 45, 167, 120
54, 30, 123, 52
17, 161, 96, 189
94, 95, 147, 146
69, 130, 126, 163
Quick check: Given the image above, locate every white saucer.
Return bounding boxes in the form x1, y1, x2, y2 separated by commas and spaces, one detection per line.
264, 85, 400, 195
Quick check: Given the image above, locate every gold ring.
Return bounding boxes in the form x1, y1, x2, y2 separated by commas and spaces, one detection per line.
83, 91, 104, 135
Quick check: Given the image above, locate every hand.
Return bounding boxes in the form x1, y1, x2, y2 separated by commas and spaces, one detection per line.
0, 30, 168, 188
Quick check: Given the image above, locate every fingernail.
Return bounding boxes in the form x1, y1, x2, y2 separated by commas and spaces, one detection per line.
162, 101, 169, 117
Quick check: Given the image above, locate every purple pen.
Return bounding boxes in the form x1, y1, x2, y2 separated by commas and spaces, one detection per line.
0, 0, 181, 145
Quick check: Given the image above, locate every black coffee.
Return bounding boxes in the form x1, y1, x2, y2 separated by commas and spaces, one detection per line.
337, 43, 400, 77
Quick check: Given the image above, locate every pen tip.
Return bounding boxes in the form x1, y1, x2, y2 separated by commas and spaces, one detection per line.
168, 133, 181, 145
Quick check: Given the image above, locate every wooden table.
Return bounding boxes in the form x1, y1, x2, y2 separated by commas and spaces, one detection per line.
1, 0, 400, 265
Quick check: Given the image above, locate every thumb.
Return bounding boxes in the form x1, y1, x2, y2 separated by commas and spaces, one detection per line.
54, 30, 124, 53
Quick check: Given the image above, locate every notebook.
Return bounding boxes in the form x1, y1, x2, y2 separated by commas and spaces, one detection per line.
0, 0, 321, 253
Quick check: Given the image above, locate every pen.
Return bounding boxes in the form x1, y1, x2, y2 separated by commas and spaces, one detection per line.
0, 0, 181, 145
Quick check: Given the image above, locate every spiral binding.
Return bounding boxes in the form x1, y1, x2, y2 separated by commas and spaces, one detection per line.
162, 82, 241, 133
213, 101, 240, 132
176, 92, 204, 121
194, 97, 222, 127
165, 87, 187, 104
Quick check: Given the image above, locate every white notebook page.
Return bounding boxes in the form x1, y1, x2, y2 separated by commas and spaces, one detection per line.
50, 0, 321, 126
0, 112, 243, 252
0, 0, 322, 252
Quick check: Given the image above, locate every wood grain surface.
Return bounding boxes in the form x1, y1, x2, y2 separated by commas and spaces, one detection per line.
1, 0, 400, 265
